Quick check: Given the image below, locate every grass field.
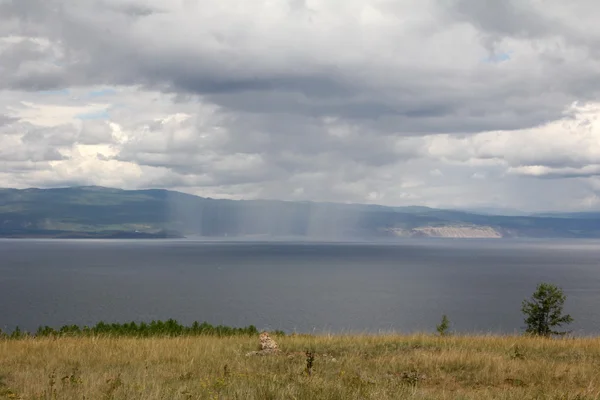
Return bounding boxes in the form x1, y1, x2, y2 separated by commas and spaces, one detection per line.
1, 333, 599, 399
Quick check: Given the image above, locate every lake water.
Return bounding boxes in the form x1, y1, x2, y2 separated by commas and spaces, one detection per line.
1, 239, 600, 335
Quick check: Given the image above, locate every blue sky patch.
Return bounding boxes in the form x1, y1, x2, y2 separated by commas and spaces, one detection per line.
88, 88, 117, 97
37, 89, 70, 96
76, 109, 110, 120
483, 51, 513, 64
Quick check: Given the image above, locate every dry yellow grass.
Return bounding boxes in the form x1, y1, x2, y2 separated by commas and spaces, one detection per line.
1, 333, 600, 399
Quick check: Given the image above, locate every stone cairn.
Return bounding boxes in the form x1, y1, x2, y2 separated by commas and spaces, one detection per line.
246, 332, 281, 356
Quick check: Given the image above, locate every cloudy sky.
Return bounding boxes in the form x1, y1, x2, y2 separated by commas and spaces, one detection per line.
1, 0, 600, 211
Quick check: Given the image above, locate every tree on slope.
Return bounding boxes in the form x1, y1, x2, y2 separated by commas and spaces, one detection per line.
522, 283, 573, 337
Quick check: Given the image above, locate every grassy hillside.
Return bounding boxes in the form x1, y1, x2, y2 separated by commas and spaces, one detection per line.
1, 334, 599, 399
2, 186, 600, 238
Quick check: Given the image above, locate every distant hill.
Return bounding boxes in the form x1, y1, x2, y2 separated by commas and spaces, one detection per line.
1, 186, 600, 239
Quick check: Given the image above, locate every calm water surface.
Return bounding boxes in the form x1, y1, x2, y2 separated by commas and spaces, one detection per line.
1, 239, 600, 334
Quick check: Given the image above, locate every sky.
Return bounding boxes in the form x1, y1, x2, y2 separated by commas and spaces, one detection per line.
1, 0, 600, 212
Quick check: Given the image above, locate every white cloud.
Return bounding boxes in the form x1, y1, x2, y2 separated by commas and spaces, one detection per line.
425, 102, 600, 175
1, 0, 600, 211
7, 102, 110, 126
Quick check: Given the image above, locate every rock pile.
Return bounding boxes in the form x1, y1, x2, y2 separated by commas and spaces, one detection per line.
259, 332, 279, 351
245, 332, 281, 356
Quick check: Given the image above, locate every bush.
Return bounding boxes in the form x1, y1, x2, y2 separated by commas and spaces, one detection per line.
14, 320, 266, 339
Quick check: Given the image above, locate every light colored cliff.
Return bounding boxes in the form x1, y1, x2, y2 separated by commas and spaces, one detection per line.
388, 226, 503, 238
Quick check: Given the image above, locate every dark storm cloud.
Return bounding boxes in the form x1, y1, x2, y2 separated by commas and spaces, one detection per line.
3, 0, 599, 136
0, 144, 64, 162
106, 2, 162, 18
20, 124, 80, 147
440, 0, 600, 63
78, 120, 114, 145
0, 39, 48, 70
440, 0, 560, 39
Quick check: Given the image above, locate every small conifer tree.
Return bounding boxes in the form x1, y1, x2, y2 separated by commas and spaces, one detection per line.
436, 314, 450, 336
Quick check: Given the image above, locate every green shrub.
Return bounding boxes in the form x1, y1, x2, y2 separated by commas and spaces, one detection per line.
7, 320, 268, 339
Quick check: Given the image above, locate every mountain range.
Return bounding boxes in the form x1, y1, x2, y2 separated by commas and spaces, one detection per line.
1, 186, 600, 239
